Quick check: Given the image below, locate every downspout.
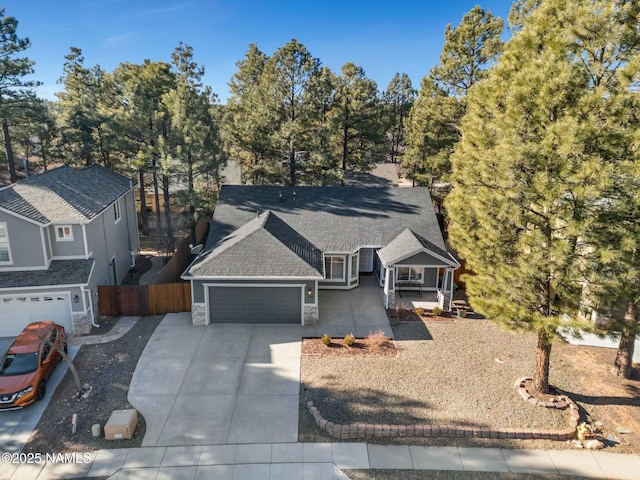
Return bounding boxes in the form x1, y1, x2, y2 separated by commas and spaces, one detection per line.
87, 287, 100, 328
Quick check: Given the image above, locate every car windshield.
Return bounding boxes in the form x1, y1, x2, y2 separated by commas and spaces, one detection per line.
0, 353, 38, 376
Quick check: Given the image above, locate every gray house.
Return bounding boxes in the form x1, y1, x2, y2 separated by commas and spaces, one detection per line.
182, 185, 459, 326
0, 165, 139, 336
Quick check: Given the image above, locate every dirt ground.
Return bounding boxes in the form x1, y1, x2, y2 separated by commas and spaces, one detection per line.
22, 316, 163, 454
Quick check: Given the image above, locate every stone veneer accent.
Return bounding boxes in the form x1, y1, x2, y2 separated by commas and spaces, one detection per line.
439, 292, 452, 312
306, 377, 580, 441
73, 312, 92, 336
191, 303, 208, 326
386, 291, 396, 309
304, 305, 319, 325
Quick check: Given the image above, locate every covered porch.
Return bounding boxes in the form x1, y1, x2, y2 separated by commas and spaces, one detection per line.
376, 229, 460, 312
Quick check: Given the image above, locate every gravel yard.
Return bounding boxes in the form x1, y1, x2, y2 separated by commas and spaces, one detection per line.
300, 319, 640, 454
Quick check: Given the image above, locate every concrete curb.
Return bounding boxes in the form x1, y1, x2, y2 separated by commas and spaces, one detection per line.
69, 316, 139, 345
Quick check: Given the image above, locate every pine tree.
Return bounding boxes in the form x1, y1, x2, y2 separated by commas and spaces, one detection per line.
446, 0, 640, 393
0, 7, 40, 183
382, 73, 415, 164
404, 6, 503, 186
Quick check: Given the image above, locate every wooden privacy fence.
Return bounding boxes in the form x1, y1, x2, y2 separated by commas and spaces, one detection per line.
98, 283, 191, 316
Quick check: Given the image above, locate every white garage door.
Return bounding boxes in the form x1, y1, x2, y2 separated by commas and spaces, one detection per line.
0, 294, 73, 337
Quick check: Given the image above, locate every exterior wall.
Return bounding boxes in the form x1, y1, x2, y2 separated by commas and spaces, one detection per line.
396, 251, 443, 265
0, 211, 46, 269
123, 190, 140, 252
85, 191, 137, 286
49, 224, 85, 258
319, 253, 355, 289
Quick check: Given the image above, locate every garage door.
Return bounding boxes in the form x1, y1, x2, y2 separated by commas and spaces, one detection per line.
209, 286, 302, 323
0, 294, 73, 337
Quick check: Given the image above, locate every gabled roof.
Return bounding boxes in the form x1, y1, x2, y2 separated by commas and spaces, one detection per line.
0, 165, 133, 224
203, 185, 445, 253
186, 210, 324, 278
377, 228, 459, 267
185, 185, 452, 279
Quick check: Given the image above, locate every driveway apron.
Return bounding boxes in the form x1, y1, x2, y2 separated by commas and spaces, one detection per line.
128, 313, 301, 447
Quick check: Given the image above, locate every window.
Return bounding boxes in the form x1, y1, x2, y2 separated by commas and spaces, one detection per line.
0, 223, 11, 263
324, 256, 345, 281
113, 200, 121, 223
350, 253, 358, 281
397, 267, 423, 283
55, 225, 73, 241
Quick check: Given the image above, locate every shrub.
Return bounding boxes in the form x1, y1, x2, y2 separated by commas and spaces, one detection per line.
367, 330, 389, 348
432, 306, 443, 316
343, 333, 356, 347
413, 307, 426, 316
321, 334, 332, 346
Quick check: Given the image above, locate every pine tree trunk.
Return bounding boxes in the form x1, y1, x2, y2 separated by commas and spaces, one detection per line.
138, 168, 149, 236
534, 328, 553, 393
152, 159, 162, 246
289, 144, 296, 186
2, 117, 17, 184
162, 174, 174, 253
611, 302, 637, 378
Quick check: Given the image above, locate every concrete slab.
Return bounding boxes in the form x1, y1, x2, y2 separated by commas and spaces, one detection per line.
271, 443, 303, 463
7, 462, 43, 480
548, 450, 608, 478
239, 362, 300, 395
123, 447, 166, 468
117, 467, 159, 480
302, 463, 335, 480
409, 446, 463, 470
194, 325, 253, 360
129, 358, 191, 396
232, 463, 271, 479
227, 394, 299, 444
87, 448, 130, 477
368, 444, 413, 469
198, 445, 238, 465
162, 446, 202, 467
156, 465, 198, 480
303, 443, 333, 463
235, 444, 272, 464
502, 449, 558, 474
593, 451, 640, 480
36, 455, 96, 480
332, 443, 369, 469
180, 357, 245, 395
195, 465, 234, 480
458, 447, 509, 472
270, 462, 303, 480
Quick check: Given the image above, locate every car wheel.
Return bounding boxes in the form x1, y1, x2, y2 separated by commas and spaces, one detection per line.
37, 381, 47, 401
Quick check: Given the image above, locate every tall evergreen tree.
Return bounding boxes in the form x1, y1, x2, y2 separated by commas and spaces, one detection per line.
404, 6, 503, 186
382, 73, 415, 164
0, 7, 39, 183
446, 0, 640, 393
330, 62, 381, 172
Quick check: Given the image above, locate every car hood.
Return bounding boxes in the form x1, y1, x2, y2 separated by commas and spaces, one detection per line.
0, 371, 38, 394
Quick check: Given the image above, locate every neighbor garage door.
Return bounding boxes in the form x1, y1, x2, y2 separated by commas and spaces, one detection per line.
0, 294, 73, 337
208, 286, 302, 323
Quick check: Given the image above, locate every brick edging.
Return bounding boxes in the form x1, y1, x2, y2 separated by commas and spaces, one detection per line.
306, 379, 580, 441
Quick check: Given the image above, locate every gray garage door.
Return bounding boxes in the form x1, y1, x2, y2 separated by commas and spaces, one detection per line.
208, 286, 302, 323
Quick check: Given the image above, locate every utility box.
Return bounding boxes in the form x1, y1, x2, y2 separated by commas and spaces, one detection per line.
104, 409, 138, 440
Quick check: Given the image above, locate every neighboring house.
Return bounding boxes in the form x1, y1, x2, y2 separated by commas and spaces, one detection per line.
0, 165, 139, 336
182, 185, 459, 326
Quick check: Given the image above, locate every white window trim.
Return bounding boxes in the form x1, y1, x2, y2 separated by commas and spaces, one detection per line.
396, 266, 424, 283
0, 223, 13, 265
323, 255, 346, 282
55, 225, 74, 242
113, 200, 121, 224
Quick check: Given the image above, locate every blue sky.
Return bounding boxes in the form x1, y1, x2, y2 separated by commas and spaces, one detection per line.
5, 0, 513, 102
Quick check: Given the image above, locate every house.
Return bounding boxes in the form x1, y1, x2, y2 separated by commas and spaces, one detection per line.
0, 165, 139, 336
182, 185, 459, 326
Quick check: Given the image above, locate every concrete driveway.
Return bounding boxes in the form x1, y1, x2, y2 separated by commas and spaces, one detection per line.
128, 313, 301, 447
304, 275, 393, 339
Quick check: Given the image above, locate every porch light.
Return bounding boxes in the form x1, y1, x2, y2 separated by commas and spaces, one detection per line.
74, 294, 79, 303
307, 288, 313, 296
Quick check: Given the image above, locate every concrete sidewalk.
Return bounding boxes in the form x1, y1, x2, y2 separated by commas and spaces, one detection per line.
7, 443, 640, 479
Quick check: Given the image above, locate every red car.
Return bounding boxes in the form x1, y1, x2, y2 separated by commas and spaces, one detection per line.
0, 321, 67, 409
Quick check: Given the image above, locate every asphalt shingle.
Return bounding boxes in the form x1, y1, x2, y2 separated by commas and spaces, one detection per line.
0, 259, 94, 288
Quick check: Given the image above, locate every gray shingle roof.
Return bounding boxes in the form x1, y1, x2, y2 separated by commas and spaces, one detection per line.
0, 165, 133, 224
377, 228, 458, 267
0, 259, 94, 288
186, 185, 451, 279
188, 211, 324, 278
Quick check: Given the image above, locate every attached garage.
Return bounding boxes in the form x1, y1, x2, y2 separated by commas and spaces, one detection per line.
207, 285, 303, 324
0, 293, 73, 337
